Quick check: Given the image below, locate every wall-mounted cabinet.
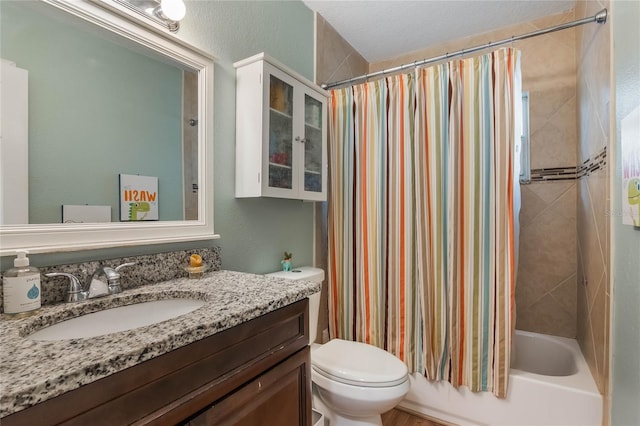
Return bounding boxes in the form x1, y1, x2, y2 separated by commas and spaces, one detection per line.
235, 53, 328, 201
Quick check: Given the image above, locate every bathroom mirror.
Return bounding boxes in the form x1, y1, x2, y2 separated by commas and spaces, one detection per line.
0, 0, 217, 254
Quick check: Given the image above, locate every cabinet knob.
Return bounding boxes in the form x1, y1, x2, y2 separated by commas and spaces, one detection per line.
295, 136, 306, 143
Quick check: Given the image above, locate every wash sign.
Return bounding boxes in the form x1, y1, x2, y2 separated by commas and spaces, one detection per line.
119, 174, 158, 221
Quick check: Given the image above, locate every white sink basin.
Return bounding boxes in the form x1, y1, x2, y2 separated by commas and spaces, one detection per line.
28, 299, 206, 341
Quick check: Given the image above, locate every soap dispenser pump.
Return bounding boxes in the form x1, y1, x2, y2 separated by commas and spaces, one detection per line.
2, 251, 41, 317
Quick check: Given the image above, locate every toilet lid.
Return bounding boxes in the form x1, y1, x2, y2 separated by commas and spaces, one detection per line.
312, 339, 408, 387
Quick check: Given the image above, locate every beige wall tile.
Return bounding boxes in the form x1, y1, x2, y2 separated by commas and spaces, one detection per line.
316, 15, 368, 86
519, 185, 547, 227
518, 217, 573, 292
516, 180, 577, 337
577, 271, 589, 343
529, 87, 575, 136
315, 13, 369, 342
550, 274, 578, 318
517, 293, 576, 338
575, 0, 610, 398
527, 180, 575, 205
587, 169, 609, 263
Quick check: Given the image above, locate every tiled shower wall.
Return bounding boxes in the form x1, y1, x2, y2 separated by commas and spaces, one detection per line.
576, 0, 610, 397
371, 11, 580, 338
314, 14, 369, 341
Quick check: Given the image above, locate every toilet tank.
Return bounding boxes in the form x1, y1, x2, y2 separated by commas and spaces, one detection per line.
267, 267, 324, 343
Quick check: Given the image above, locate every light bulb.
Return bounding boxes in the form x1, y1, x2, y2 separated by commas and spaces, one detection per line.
160, 0, 186, 21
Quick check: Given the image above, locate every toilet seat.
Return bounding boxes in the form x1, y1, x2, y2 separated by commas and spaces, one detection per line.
312, 339, 408, 388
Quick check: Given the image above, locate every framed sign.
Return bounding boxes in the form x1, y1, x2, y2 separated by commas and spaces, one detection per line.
621, 105, 640, 227
119, 174, 158, 221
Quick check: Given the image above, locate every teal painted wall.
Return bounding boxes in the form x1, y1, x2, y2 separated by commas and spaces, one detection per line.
0, 1, 315, 274
1, 2, 184, 223
612, 1, 640, 424
178, 0, 315, 274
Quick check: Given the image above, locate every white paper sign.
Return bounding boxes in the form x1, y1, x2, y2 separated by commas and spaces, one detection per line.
62, 205, 111, 223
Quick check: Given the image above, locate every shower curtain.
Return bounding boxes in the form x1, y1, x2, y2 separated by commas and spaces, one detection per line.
328, 48, 521, 398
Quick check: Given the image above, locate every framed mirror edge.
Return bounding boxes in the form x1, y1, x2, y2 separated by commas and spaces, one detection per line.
0, 0, 218, 256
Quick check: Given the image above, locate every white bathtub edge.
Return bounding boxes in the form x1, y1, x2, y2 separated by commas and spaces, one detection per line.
398, 332, 602, 426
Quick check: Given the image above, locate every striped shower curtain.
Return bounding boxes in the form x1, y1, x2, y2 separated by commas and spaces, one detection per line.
328, 75, 423, 371
328, 48, 520, 398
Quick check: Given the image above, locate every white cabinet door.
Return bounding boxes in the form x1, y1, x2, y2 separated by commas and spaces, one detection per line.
299, 88, 326, 201
262, 63, 298, 198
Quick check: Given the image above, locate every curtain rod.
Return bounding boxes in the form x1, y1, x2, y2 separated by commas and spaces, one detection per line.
321, 8, 607, 90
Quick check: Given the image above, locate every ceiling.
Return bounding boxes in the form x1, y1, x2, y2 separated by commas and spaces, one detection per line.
303, 0, 576, 63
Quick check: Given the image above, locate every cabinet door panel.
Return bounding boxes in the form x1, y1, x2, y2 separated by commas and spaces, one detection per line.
301, 88, 326, 201
267, 73, 294, 192
187, 347, 311, 426
303, 94, 323, 193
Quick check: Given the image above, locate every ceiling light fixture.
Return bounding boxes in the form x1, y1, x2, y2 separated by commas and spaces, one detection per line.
158, 0, 186, 22
111, 0, 186, 33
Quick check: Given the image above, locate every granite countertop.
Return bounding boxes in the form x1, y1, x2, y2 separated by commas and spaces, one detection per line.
0, 270, 320, 418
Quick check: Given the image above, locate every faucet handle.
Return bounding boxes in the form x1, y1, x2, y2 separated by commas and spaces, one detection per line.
93, 262, 135, 282
45, 272, 87, 303
104, 262, 136, 295
114, 262, 136, 272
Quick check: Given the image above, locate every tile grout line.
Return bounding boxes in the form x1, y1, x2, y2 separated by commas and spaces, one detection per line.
547, 273, 579, 317
519, 273, 576, 313
523, 180, 576, 225
325, 54, 352, 86
587, 270, 606, 316
584, 169, 608, 273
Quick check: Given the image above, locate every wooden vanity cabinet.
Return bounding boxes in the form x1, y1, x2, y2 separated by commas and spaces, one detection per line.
3, 299, 311, 426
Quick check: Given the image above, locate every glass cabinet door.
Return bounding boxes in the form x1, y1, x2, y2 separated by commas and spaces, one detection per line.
268, 75, 294, 189
303, 94, 323, 193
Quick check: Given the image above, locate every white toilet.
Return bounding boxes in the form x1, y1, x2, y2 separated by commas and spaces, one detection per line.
268, 267, 409, 426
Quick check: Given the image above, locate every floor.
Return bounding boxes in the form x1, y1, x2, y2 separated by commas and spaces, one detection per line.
381, 409, 449, 426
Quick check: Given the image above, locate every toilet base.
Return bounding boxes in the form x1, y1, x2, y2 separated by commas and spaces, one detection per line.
313, 385, 383, 426
324, 412, 382, 426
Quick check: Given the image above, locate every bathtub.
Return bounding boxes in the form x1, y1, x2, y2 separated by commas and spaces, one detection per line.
398, 330, 602, 426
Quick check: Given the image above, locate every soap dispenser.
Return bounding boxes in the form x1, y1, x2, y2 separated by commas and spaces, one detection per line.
2, 251, 41, 317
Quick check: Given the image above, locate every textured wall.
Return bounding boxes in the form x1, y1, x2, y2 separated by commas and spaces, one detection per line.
611, 0, 640, 424
575, 0, 610, 398
371, 11, 580, 338
314, 14, 368, 342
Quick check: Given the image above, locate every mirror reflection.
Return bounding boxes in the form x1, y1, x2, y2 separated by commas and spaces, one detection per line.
0, 1, 198, 225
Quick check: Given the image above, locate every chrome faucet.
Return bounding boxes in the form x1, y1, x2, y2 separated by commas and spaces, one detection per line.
45, 262, 136, 302
89, 262, 135, 295
44, 272, 87, 302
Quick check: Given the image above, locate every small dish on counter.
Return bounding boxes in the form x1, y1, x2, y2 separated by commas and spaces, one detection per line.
183, 264, 209, 279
